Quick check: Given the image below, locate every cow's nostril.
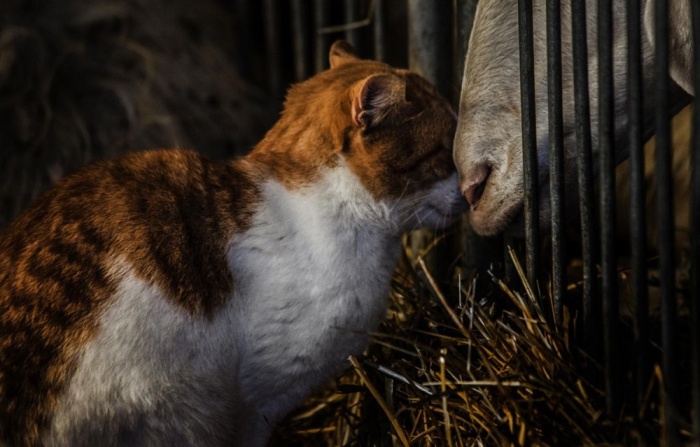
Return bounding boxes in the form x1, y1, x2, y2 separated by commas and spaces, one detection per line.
468, 181, 487, 207
462, 164, 491, 209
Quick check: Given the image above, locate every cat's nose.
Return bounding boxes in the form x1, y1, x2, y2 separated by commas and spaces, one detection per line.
461, 164, 491, 209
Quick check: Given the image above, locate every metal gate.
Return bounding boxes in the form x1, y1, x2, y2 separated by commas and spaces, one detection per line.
516, 0, 700, 444
250, 0, 699, 444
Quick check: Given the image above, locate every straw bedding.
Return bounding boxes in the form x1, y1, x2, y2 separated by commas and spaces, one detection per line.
271, 235, 684, 446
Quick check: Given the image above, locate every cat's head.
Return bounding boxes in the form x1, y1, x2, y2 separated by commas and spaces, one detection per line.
254, 41, 467, 232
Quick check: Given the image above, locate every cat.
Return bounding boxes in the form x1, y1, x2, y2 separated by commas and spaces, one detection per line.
0, 40, 467, 446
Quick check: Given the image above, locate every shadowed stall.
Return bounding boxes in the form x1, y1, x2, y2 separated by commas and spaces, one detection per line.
1, 0, 698, 445
0, 0, 276, 229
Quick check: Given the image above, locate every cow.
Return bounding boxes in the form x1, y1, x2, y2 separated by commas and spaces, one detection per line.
454, 0, 693, 237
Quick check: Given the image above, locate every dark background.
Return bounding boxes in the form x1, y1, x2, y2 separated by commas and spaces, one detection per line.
0, 0, 423, 229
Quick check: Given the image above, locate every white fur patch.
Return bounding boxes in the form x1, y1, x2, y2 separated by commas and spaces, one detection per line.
45, 260, 252, 446
232, 164, 401, 423
43, 163, 459, 446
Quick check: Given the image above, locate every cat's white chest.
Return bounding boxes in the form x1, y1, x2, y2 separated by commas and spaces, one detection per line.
231, 171, 399, 422
46, 168, 400, 446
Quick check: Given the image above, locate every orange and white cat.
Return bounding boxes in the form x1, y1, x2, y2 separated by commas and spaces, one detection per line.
0, 41, 466, 446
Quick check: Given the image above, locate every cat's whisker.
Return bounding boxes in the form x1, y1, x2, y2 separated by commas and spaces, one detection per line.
387, 181, 412, 216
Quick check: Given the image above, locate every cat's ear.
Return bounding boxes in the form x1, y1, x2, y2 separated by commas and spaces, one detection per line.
329, 40, 359, 68
350, 74, 407, 129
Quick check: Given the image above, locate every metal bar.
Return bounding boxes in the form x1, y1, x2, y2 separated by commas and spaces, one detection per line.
344, 0, 360, 48
313, 0, 328, 73
291, 0, 309, 81
692, 0, 700, 440
654, 0, 680, 443
233, 0, 252, 80
456, 0, 486, 278
407, 0, 453, 277
627, 0, 649, 415
456, 0, 478, 99
546, 0, 565, 326
262, 0, 283, 98
373, 0, 385, 61
407, 0, 453, 98
598, 0, 620, 416
571, 0, 598, 347
455, 0, 481, 279
518, 0, 540, 291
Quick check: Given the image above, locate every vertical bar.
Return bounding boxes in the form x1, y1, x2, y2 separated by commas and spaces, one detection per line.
546, 0, 565, 326
627, 0, 649, 415
291, 0, 309, 81
407, 0, 453, 277
456, 0, 479, 96
456, 0, 487, 279
692, 0, 700, 440
407, 0, 453, 98
263, 0, 283, 98
344, 0, 360, 48
598, 0, 620, 416
518, 0, 540, 290
572, 0, 598, 351
655, 0, 679, 443
313, 0, 329, 73
373, 0, 385, 61
233, 0, 252, 79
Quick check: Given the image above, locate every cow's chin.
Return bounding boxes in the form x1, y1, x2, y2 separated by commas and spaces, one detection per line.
468, 185, 556, 238
467, 196, 524, 237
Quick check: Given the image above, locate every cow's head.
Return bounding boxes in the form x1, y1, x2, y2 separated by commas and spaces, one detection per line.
454, 0, 692, 236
